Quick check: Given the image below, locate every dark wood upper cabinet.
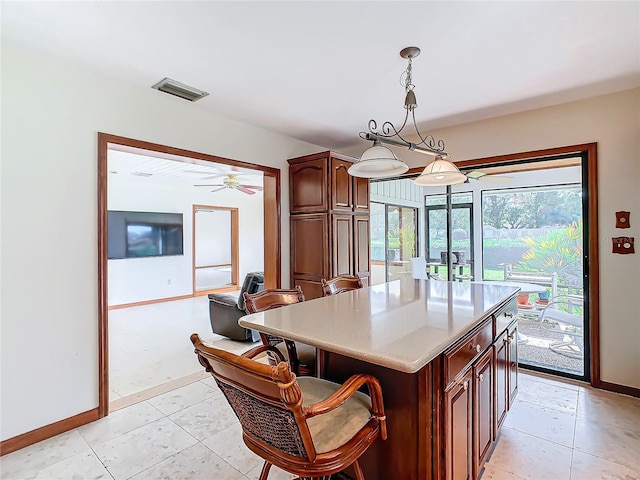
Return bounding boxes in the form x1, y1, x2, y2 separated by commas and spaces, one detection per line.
288, 151, 370, 299
331, 157, 353, 211
289, 157, 328, 213
353, 176, 370, 212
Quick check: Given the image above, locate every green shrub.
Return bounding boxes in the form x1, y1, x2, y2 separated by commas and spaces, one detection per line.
517, 221, 583, 285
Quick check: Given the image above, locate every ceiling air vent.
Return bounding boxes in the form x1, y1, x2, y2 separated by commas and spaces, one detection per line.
151, 78, 209, 102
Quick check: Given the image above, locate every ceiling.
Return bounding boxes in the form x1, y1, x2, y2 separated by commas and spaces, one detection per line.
2, 1, 639, 151
108, 149, 263, 189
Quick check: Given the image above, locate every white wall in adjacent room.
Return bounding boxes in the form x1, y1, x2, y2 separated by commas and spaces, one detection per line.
107, 163, 265, 306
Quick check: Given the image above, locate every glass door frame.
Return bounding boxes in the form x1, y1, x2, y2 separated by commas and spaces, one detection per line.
371, 201, 419, 283
461, 152, 591, 383
425, 196, 475, 281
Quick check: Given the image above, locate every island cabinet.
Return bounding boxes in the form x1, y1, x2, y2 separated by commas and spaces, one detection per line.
442, 298, 518, 480
443, 316, 494, 480
239, 281, 520, 480
288, 151, 370, 299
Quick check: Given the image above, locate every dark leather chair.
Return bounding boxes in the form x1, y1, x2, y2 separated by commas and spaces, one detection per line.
208, 271, 264, 341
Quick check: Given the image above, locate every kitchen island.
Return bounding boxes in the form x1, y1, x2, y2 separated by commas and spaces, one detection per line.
239, 279, 520, 480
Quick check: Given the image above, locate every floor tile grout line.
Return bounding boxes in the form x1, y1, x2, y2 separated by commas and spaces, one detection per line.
501, 426, 575, 450
571, 444, 639, 473
513, 396, 579, 416
520, 375, 582, 389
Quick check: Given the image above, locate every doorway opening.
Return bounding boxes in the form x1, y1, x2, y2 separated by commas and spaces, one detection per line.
192, 205, 239, 295
98, 133, 281, 417
370, 202, 418, 283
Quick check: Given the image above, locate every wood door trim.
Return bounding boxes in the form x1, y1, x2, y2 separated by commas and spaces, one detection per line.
98, 132, 281, 421
192, 205, 239, 294
409, 143, 601, 390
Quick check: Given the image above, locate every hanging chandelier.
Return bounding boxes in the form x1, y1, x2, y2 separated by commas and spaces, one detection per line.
348, 47, 466, 185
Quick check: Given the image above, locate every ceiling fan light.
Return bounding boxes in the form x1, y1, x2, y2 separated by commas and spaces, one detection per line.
414, 158, 467, 186
348, 143, 409, 178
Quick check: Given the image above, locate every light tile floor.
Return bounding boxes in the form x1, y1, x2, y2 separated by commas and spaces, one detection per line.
109, 295, 254, 400
2, 371, 639, 479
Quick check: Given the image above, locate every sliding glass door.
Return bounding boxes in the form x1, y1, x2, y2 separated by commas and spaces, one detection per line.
425, 193, 474, 281
481, 180, 586, 378
370, 202, 418, 284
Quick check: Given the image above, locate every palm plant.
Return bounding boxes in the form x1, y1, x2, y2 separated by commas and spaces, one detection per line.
517, 221, 583, 286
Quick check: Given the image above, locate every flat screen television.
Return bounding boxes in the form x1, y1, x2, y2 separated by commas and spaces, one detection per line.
108, 210, 184, 259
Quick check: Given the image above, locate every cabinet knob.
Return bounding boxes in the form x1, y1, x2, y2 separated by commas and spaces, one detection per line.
478, 373, 484, 382
505, 312, 514, 318
463, 381, 469, 390
475, 344, 481, 353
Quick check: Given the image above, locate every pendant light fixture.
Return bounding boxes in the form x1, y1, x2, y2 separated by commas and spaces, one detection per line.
414, 155, 467, 186
349, 46, 466, 186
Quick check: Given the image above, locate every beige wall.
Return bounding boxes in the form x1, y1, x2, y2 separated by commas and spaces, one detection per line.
348, 88, 640, 389
0, 40, 324, 440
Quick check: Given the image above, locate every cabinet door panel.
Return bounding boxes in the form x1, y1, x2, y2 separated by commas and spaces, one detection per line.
292, 277, 323, 301
353, 215, 370, 278
445, 369, 473, 480
473, 349, 494, 479
508, 323, 518, 407
290, 214, 328, 279
331, 158, 353, 211
290, 159, 328, 213
331, 214, 353, 277
494, 333, 509, 435
353, 176, 370, 212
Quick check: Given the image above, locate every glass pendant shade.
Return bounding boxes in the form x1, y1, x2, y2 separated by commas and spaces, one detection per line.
348, 143, 409, 178
414, 158, 467, 186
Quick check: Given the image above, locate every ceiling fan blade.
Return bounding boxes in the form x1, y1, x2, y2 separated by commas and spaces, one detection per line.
209, 186, 228, 193
237, 186, 256, 195
198, 173, 228, 181
478, 175, 514, 181
194, 184, 225, 187
241, 185, 264, 190
466, 170, 487, 179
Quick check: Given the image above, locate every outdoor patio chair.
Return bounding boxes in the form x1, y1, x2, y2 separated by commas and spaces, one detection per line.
411, 257, 444, 280
537, 295, 584, 358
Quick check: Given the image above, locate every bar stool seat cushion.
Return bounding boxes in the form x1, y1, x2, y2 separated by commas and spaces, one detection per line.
298, 377, 372, 453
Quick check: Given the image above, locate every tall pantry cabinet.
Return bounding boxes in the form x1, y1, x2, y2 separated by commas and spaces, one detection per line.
288, 151, 370, 299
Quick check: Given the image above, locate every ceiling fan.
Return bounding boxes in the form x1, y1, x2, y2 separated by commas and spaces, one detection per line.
194, 174, 264, 195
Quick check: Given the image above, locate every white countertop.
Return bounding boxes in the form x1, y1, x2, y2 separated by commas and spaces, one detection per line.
239, 279, 519, 373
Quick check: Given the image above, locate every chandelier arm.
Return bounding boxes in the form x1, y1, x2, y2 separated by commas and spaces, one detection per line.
363, 133, 448, 158
367, 109, 410, 138
410, 109, 447, 154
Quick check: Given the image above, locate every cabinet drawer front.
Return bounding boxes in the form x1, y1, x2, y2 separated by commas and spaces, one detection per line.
494, 297, 518, 339
445, 319, 493, 388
